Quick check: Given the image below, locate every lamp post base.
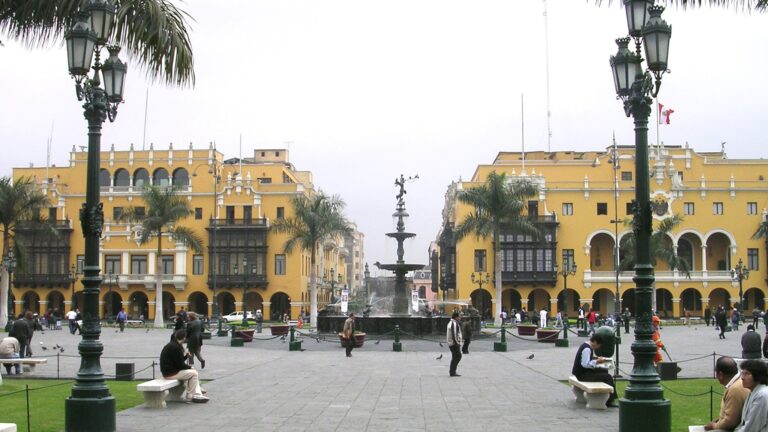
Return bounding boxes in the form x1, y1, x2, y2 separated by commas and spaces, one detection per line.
65, 396, 115, 432
619, 398, 670, 432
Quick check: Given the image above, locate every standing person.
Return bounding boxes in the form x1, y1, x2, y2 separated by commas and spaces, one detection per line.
623, 308, 632, 334
572, 333, 617, 407
461, 314, 472, 354
587, 308, 597, 335
577, 306, 585, 330
540, 308, 548, 328
742, 325, 762, 359
705, 307, 712, 327
734, 359, 768, 432
704, 356, 750, 431
116, 308, 127, 332
0, 336, 21, 375
682, 307, 688, 326
255, 309, 264, 333
752, 308, 760, 330
185, 312, 205, 369
732, 307, 741, 332
717, 306, 728, 339
9, 313, 31, 360
342, 313, 356, 358
74, 309, 82, 334
160, 330, 208, 403
446, 310, 463, 377
66, 308, 78, 334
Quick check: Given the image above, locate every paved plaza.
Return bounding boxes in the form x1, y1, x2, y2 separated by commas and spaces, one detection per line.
3, 321, 748, 431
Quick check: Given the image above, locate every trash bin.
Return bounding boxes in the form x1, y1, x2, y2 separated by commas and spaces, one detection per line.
116, 363, 135, 381
593, 326, 616, 357
658, 362, 679, 380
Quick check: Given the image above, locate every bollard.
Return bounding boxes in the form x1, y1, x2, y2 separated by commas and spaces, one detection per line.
230, 325, 244, 347
555, 321, 569, 348
289, 325, 302, 351
494, 324, 507, 352
393, 325, 402, 352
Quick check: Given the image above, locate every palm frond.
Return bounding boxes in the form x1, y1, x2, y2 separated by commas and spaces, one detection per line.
169, 226, 203, 254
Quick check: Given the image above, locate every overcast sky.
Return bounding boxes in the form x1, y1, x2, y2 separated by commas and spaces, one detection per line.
1, 1, 766, 275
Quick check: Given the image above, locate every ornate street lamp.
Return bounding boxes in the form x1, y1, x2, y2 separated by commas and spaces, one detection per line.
731, 258, 750, 313
610, 2, 672, 430
3, 251, 17, 318
64, 1, 126, 429
553, 261, 577, 292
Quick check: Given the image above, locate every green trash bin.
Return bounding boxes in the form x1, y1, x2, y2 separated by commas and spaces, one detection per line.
593, 326, 616, 357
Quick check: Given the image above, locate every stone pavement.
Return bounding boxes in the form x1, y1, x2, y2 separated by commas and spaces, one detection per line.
3, 320, 748, 431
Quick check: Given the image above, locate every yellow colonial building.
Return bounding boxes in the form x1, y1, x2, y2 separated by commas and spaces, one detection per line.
437, 144, 768, 320
9, 143, 354, 322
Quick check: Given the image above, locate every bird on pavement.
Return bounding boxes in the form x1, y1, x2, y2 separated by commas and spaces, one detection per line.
60, 348, 65, 353
41, 346, 48, 351
374, 339, 381, 345
53, 344, 60, 349
439, 342, 443, 347
436, 354, 443, 360
526, 354, 534, 360
316, 337, 321, 343
146, 329, 150, 333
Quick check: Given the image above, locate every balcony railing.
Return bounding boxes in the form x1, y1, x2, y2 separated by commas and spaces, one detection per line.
12, 273, 72, 287
501, 271, 558, 285
210, 218, 268, 227
584, 269, 735, 288
207, 274, 268, 289
117, 273, 188, 291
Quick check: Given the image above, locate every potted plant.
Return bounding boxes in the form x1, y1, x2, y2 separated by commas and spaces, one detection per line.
338, 331, 366, 348
535, 327, 560, 343
233, 328, 256, 342
516, 324, 538, 336
270, 323, 290, 336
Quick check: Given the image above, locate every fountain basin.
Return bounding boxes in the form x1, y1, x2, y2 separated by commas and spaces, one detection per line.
317, 315, 480, 336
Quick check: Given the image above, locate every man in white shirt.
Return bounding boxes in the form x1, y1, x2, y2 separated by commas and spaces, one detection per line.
571, 334, 617, 407
66, 309, 78, 334
540, 309, 548, 328
446, 311, 463, 377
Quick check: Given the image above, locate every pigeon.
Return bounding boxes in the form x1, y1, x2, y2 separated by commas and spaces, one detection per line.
41, 346, 48, 351
146, 329, 150, 333
60, 348, 65, 353
315, 337, 321, 343
53, 344, 60, 349
300, 349, 306, 352
280, 335, 286, 341
436, 354, 443, 360
115, 330, 119, 333
439, 342, 443, 347
526, 354, 534, 360
374, 339, 381, 345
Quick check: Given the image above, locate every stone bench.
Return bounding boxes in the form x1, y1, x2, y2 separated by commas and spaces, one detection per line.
126, 320, 144, 328
136, 378, 184, 408
0, 423, 17, 432
568, 375, 614, 410
0, 358, 48, 385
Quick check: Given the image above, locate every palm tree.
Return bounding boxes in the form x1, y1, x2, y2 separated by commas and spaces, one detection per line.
752, 216, 768, 272
619, 213, 691, 276
594, 0, 767, 10
122, 185, 202, 328
0, 176, 50, 327
0, 0, 195, 86
270, 192, 351, 327
454, 171, 540, 326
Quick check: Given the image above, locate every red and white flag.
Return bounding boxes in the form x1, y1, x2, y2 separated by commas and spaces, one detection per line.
658, 102, 674, 125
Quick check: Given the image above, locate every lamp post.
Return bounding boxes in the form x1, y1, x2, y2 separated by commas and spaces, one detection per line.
731, 258, 750, 313
69, 264, 80, 311
330, 268, 336, 302
470, 271, 491, 316
553, 261, 577, 293
363, 262, 370, 303
3, 251, 17, 319
64, 1, 127, 429
609, 1, 672, 430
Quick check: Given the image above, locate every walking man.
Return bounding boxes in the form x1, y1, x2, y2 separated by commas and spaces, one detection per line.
447, 311, 463, 377
255, 309, 264, 333
186, 312, 205, 369
461, 314, 472, 354
343, 313, 355, 358
116, 308, 127, 332
623, 308, 631, 334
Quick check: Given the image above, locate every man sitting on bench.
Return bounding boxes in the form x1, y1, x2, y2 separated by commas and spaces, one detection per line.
160, 330, 208, 404
0, 336, 21, 375
572, 333, 617, 408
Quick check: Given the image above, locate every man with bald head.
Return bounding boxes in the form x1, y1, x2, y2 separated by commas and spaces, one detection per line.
705, 356, 750, 431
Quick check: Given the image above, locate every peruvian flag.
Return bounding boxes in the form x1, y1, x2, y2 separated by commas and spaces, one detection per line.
658, 102, 674, 125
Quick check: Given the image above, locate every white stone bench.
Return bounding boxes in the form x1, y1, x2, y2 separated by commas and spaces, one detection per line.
0, 423, 16, 432
568, 375, 614, 410
126, 320, 144, 328
1, 358, 49, 384
136, 378, 184, 408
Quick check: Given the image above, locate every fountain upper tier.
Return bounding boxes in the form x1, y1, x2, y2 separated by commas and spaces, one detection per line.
385, 232, 416, 239
375, 263, 424, 272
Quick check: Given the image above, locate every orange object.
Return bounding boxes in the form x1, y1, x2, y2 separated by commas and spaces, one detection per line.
297, 317, 303, 329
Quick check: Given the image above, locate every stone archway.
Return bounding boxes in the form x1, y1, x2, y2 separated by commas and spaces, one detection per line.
22, 291, 40, 314
218, 292, 235, 316
592, 289, 615, 316
270, 292, 291, 321
470, 288, 492, 321
622, 288, 636, 315
162, 292, 176, 320
46, 291, 65, 315
527, 289, 551, 314
708, 288, 731, 310
557, 288, 580, 315
680, 288, 702, 315
129, 292, 149, 321
102, 291, 123, 320
656, 288, 673, 318
245, 292, 263, 313
188, 292, 209, 317
744, 288, 765, 312
506, 289, 522, 317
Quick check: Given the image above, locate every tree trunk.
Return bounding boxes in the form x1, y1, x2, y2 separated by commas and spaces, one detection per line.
0, 234, 10, 327
154, 234, 164, 328
494, 231, 502, 326
310, 249, 317, 328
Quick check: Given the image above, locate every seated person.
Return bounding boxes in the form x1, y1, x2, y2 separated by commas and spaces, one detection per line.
741, 325, 762, 359
705, 356, 750, 431
160, 330, 208, 403
572, 333, 617, 407
0, 336, 21, 375
735, 359, 768, 432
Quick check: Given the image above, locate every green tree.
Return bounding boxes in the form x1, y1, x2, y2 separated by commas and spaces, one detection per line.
619, 213, 691, 276
752, 216, 768, 271
0, 176, 50, 327
270, 192, 351, 326
0, 0, 195, 86
122, 185, 202, 328
454, 171, 540, 325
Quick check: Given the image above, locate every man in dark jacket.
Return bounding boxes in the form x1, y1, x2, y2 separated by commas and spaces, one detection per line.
742, 325, 762, 359
572, 333, 617, 407
160, 330, 208, 403
9, 313, 32, 360
185, 312, 205, 369
461, 315, 472, 354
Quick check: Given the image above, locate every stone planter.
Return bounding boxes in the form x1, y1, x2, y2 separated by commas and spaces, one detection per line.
517, 325, 537, 336
270, 324, 289, 336
234, 329, 255, 342
339, 332, 366, 348
536, 328, 560, 343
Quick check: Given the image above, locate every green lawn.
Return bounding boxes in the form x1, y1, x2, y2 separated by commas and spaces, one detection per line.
0, 379, 144, 432
616, 378, 723, 431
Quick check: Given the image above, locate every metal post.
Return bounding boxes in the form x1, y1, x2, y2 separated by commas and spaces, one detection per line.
393, 324, 402, 352
64, 83, 116, 431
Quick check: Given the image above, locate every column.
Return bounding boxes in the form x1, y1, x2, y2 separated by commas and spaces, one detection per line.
701, 245, 708, 277
672, 298, 681, 319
